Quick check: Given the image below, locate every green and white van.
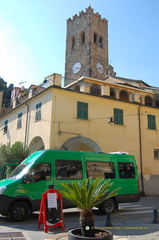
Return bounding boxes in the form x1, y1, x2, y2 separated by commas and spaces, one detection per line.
0, 150, 140, 221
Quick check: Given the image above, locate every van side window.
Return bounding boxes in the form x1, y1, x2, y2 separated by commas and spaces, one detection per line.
118, 162, 135, 178
86, 161, 115, 179
30, 163, 51, 182
56, 160, 82, 179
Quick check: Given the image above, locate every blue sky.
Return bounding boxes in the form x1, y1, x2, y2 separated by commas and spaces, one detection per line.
0, 0, 159, 88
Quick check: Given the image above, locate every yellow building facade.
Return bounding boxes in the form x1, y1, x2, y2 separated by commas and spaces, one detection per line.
0, 74, 159, 195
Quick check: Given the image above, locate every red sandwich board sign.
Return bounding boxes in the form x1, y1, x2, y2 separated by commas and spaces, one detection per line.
38, 189, 64, 233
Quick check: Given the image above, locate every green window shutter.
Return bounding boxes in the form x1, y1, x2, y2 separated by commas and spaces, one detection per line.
17, 113, 22, 128
77, 102, 88, 120
4, 120, 8, 133
35, 106, 38, 120
83, 102, 88, 119
77, 102, 82, 118
35, 103, 42, 120
114, 108, 123, 125
148, 115, 156, 130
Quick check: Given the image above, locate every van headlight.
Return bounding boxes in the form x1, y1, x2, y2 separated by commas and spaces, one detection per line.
0, 186, 7, 195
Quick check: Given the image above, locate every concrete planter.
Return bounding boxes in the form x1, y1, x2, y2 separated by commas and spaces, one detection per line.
68, 228, 113, 240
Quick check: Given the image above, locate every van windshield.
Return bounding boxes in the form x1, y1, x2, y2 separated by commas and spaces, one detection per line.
7, 163, 33, 179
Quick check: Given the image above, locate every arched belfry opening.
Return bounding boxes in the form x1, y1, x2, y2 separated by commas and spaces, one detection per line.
119, 90, 129, 101
145, 96, 152, 106
90, 84, 101, 95
81, 31, 85, 44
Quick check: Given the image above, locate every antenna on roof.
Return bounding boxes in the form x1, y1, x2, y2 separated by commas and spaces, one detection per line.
19, 81, 26, 87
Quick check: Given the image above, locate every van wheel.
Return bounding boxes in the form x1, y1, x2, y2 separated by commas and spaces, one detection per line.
98, 198, 115, 214
8, 202, 29, 222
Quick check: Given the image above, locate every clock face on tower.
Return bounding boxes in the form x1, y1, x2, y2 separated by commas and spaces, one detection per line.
96, 62, 104, 74
72, 62, 81, 74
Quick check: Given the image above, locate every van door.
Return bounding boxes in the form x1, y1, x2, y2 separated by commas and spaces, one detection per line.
117, 162, 139, 202
54, 159, 83, 208
22, 163, 52, 210
86, 160, 117, 189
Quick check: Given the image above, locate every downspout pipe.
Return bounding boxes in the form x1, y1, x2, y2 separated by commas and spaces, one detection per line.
138, 105, 145, 196
24, 103, 29, 149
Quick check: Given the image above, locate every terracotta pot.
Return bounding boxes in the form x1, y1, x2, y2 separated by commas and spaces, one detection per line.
68, 228, 113, 240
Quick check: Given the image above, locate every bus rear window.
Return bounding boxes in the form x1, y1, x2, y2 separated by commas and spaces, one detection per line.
86, 161, 115, 179
118, 162, 135, 178
56, 160, 82, 179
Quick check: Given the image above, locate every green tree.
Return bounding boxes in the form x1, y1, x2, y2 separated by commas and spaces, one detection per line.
0, 77, 14, 108
60, 177, 119, 237
0, 77, 7, 90
0, 141, 29, 166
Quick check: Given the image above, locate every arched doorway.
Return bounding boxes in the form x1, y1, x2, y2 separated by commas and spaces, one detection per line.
29, 136, 45, 154
60, 136, 102, 152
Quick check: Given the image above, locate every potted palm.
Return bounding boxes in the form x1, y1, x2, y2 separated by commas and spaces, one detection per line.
60, 177, 119, 240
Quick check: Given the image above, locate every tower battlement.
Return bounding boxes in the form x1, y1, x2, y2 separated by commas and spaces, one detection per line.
67, 6, 107, 23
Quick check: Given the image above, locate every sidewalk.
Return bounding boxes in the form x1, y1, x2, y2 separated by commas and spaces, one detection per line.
45, 232, 130, 240
44, 207, 159, 240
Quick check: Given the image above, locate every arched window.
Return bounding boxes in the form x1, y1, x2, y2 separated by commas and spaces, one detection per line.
145, 96, 152, 106
99, 37, 103, 48
119, 90, 129, 101
72, 37, 75, 49
94, 33, 98, 45
90, 84, 101, 95
110, 88, 116, 99
74, 85, 80, 92
81, 31, 85, 44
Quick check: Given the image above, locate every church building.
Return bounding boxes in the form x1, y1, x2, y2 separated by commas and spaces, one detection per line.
0, 6, 159, 196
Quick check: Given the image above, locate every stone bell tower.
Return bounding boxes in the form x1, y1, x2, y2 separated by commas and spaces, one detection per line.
64, 6, 115, 86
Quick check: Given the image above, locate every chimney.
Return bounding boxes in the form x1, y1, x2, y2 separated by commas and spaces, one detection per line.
45, 73, 62, 87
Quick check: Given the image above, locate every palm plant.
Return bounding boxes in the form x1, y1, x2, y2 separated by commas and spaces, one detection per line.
60, 177, 119, 237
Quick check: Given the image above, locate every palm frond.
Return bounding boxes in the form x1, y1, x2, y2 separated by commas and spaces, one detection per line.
60, 177, 120, 210
72, 181, 82, 199
87, 177, 102, 206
